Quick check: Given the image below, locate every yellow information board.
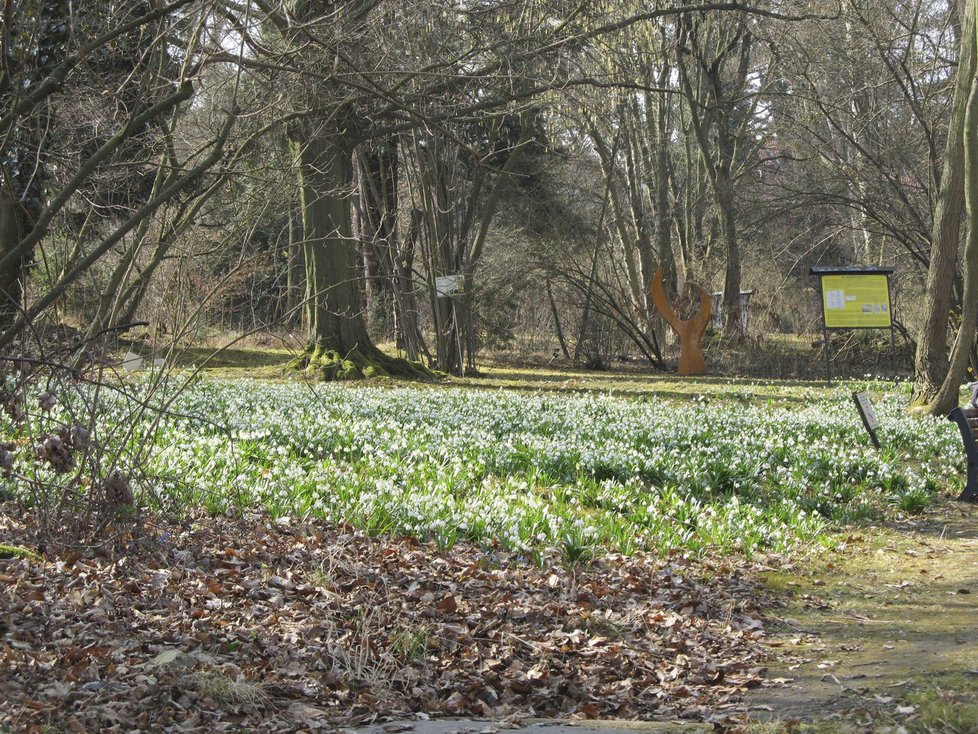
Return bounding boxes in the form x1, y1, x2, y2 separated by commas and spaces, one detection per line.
820, 273, 892, 328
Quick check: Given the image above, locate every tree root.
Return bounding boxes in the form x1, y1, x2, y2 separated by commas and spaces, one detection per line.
288, 343, 439, 381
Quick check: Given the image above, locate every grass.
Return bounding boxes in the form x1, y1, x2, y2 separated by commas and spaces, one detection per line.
182, 670, 269, 706
903, 680, 978, 734
135, 341, 901, 403
738, 679, 978, 733
388, 626, 430, 661
741, 496, 978, 732
0, 544, 41, 561
3, 368, 962, 564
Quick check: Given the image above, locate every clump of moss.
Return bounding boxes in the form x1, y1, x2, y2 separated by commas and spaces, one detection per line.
288, 343, 435, 381
0, 544, 42, 561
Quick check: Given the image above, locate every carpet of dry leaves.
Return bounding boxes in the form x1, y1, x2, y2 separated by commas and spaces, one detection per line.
1, 507, 774, 732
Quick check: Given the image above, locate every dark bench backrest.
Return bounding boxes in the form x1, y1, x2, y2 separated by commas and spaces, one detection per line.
948, 406, 978, 466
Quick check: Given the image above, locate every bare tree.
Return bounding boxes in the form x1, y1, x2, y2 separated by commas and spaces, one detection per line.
0, 1, 241, 350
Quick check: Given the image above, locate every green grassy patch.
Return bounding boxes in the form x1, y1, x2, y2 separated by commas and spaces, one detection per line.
741, 500, 978, 731
3, 373, 960, 564
0, 544, 41, 561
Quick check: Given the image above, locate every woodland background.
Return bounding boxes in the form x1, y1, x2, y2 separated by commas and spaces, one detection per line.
2, 0, 977, 403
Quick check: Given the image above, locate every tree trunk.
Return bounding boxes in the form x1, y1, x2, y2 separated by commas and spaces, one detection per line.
912, 0, 977, 407
653, 88, 679, 292
356, 140, 398, 337
433, 213, 463, 376
589, 124, 649, 329
925, 59, 978, 415
716, 125, 742, 338
290, 126, 429, 379
0, 186, 31, 330
547, 279, 570, 360
396, 209, 425, 361
286, 202, 304, 327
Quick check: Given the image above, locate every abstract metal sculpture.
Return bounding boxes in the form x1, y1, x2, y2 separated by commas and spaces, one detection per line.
650, 266, 712, 376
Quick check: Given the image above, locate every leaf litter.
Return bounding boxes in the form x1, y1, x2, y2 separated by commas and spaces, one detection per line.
1, 508, 772, 732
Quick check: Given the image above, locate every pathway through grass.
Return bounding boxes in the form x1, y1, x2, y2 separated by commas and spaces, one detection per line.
742, 500, 978, 731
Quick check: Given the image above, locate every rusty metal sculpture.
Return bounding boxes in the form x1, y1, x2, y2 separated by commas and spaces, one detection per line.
650, 266, 712, 376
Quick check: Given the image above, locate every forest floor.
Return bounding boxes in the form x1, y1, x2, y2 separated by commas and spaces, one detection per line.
343, 499, 978, 734
6, 500, 977, 733
3, 357, 975, 732
1, 508, 775, 732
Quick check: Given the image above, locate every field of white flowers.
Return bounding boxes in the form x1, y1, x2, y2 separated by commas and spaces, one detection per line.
121, 378, 960, 561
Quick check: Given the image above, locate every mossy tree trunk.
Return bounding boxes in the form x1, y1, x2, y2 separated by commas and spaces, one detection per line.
275, 1, 432, 380
289, 124, 431, 379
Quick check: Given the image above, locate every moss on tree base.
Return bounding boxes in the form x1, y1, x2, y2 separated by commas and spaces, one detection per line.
289, 343, 438, 381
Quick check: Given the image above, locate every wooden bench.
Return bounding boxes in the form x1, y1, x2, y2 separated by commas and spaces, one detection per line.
948, 406, 978, 501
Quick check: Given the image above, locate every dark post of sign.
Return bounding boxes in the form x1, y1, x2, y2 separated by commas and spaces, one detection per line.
852, 391, 882, 449
815, 275, 832, 385
810, 266, 895, 385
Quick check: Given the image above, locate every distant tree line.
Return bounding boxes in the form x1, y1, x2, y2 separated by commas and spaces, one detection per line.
2, 0, 977, 412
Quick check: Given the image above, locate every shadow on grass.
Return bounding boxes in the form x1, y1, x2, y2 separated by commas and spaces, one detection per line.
455, 365, 833, 404
882, 501, 978, 541
153, 345, 854, 406
172, 346, 295, 370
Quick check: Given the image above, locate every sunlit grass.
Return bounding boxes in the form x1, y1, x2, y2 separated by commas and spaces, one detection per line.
3, 375, 961, 564
148, 378, 958, 561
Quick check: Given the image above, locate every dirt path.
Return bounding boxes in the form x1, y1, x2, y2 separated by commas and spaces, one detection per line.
742, 501, 978, 722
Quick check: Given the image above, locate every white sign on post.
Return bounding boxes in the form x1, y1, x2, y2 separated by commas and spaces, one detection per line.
854, 391, 879, 430
852, 391, 881, 449
435, 274, 463, 298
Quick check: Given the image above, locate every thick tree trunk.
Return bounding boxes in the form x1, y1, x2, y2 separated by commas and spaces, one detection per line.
299, 134, 369, 351
289, 127, 430, 379
912, 0, 977, 407
927, 2, 978, 416
0, 186, 31, 330
277, 1, 432, 378
925, 65, 978, 416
